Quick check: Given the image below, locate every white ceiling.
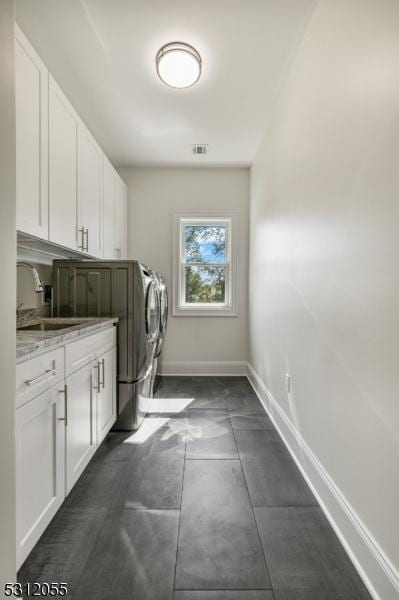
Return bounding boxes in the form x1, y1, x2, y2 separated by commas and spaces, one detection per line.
16, 0, 316, 167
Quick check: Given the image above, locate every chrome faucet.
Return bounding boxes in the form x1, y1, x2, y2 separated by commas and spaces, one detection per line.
17, 262, 44, 293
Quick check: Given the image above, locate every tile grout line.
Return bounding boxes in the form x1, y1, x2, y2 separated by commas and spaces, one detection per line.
185, 457, 240, 461
172, 424, 188, 595
122, 507, 183, 511
230, 417, 275, 597
227, 391, 280, 598
174, 589, 275, 592
252, 504, 322, 509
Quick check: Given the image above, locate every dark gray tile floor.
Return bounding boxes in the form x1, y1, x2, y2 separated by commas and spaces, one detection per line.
175, 459, 269, 590
185, 411, 238, 459
254, 507, 372, 600
18, 376, 372, 600
235, 430, 318, 507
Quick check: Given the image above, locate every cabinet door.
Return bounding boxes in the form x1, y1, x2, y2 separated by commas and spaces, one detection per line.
102, 156, 116, 259
96, 347, 116, 444
15, 26, 49, 239
49, 75, 79, 250
78, 125, 103, 257
114, 175, 128, 259
65, 363, 97, 494
16, 385, 65, 568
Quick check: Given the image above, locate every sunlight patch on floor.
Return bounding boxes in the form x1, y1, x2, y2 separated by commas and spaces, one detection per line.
147, 397, 194, 413
123, 417, 170, 445
122, 397, 194, 444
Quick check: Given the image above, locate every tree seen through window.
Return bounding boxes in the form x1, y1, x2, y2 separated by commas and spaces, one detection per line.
184, 225, 226, 304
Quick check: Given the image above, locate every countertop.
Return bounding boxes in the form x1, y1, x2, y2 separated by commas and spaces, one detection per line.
16, 318, 118, 363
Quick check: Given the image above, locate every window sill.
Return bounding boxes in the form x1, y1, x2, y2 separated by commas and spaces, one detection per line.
173, 306, 238, 317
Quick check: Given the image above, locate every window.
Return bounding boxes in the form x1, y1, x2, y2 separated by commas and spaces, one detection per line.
173, 214, 237, 316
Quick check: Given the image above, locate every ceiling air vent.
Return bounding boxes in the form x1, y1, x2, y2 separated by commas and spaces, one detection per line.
192, 144, 208, 155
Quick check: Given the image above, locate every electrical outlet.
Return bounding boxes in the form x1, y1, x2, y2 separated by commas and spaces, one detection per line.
285, 373, 291, 394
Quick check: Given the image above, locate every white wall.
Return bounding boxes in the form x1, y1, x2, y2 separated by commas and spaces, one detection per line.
119, 167, 249, 375
249, 1, 399, 598
0, 0, 17, 592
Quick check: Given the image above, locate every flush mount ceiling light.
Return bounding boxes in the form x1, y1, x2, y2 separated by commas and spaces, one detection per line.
156, 42, 201, 89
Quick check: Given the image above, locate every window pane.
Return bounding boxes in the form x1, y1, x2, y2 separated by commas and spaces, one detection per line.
184, 225, 226, 264
185, 266, 225, 304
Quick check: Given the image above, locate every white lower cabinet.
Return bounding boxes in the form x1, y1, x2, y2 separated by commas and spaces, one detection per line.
96, 347, 116, 445
65, 362, 97, 494
16, 328, 117, 568
16, 385, 66, 567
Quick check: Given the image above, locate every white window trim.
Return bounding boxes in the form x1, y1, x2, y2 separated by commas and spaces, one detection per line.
172, 212, 238, 317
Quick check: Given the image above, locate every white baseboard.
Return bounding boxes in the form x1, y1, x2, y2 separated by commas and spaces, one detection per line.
158, 361, 248, 376
247, 362, 399, 600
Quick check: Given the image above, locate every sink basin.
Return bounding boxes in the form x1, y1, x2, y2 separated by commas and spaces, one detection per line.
17, 321, 80, 332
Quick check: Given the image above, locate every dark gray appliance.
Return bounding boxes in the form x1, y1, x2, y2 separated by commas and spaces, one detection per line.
53, 260, 160, 430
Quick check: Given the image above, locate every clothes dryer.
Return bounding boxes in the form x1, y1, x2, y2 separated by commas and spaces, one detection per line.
150, 271, 168, 395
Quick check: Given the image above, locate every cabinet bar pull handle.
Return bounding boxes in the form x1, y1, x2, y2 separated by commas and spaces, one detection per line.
94, 362, 101, 392
90, 375, 93, 444
100, 358, 105, 388
78, 227, 84, 250
84, 228, 89, 252
58, 384, 67, 426
64, 384, 68, 427
25, 368, 55, 386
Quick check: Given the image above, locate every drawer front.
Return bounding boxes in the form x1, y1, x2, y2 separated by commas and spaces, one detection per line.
65, 326, 116, 376
16, 347, 65, 408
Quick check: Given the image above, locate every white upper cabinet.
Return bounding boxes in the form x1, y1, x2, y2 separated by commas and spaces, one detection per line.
15, 27, 128, 257
120, 178, 128, 259
78, 125, 103, 257
48, 75, 79, 250
102, 156, 116, 259
114, 174, 128, 259
15, 26, 49, 239
103, 162, 128, 260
